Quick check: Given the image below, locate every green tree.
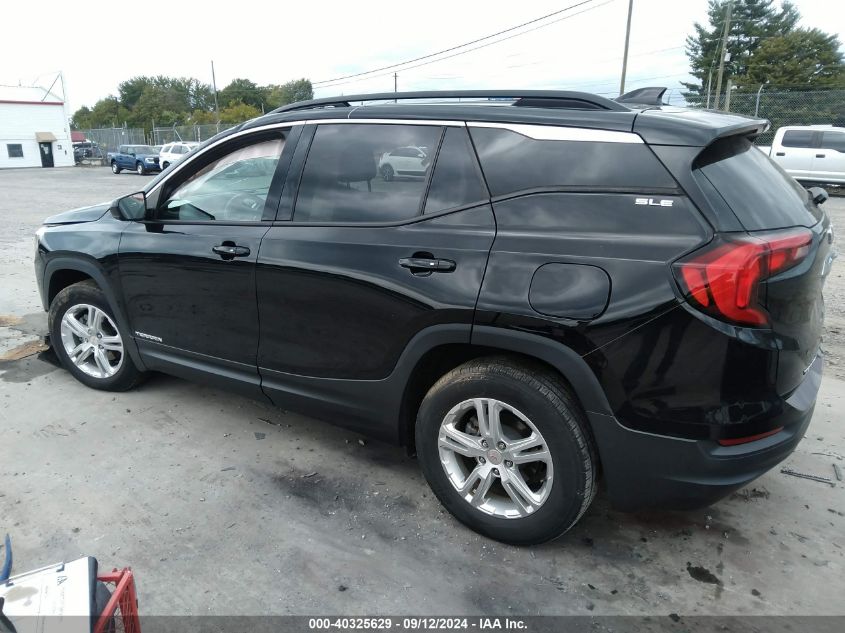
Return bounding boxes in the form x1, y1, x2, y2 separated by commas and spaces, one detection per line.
683, 0, 800, 98
265, 79, 313, 108
219, 78, 266, 110
71, 97, 131, 129
218, 101, 262, 123
739, 29, 845, 88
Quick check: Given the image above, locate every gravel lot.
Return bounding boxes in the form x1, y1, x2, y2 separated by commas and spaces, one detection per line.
1, 167, 844, 616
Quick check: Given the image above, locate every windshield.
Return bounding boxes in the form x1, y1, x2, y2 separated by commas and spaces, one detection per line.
129, 146, 158, 154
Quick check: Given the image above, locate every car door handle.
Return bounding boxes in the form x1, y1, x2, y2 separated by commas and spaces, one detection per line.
776, 152, 785, 156
213, 244, 251, 258
816, 154, 826, 158
399, 257, 456, 273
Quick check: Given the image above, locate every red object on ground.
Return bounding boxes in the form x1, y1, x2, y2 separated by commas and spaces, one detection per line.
94, 568, 140, 633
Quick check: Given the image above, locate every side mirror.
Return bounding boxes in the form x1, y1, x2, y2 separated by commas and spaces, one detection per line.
808, 186, 828, 206
110, 191, 147, 221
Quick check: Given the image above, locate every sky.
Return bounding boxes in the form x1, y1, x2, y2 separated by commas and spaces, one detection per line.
1, 0, 843, 114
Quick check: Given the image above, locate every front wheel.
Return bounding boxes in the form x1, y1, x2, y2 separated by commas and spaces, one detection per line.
380, 164, 394, 181
416, 357, 597, 545
49, 281, 145, 391
111, 161, 121, 174
136, 162, 146, 175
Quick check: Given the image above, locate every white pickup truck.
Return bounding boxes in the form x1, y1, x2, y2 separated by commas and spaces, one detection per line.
758, 125, 845, 185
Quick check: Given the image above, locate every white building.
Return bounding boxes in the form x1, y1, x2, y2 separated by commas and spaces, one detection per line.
0, 85, 74, 169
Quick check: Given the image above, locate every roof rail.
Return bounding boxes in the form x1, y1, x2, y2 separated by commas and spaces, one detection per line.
271, 90, 631, 114
615, 87, 667, 106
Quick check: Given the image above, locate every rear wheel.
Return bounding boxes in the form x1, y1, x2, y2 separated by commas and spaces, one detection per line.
49, 281, 145, 391
111, 161, 121, 174
136, 162, 145, 175
416, 357, 597, 545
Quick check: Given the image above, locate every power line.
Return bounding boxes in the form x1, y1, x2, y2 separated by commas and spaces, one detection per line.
313, 0, 604, 86
316, 0, 615, 91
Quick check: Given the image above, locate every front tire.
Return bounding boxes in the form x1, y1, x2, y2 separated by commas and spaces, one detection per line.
380, 164, 394, 181
136, 162, 146, 175
416, 357, 597, 545
49, 281, 145, 391
111, 161, 121, 174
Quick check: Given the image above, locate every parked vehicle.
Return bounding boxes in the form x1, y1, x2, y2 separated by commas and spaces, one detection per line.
757, 125, 845, 185
107, 145, 161, 175
73, 141, 103, 164
159, 142, 199, 169
34, 90, 832, 544
378, 145, 429, 180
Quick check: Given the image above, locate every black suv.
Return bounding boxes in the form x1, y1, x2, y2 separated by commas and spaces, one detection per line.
35, 90, 832, 545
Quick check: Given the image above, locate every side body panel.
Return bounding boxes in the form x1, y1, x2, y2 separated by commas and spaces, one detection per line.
256, 205, 496, 436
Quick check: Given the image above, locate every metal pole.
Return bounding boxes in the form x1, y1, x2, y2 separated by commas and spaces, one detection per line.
619, 0, 634, 95
705, 68, 713, 108
754, 83, 765, 117
211, 60, 220, 124
714, 0, 733, 110
394, 73, 398, 103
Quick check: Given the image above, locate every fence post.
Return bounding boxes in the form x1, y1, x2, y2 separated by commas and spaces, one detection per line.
754, 83, 765, 117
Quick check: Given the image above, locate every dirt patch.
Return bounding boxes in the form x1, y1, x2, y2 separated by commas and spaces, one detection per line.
0, 339, 48, 361
0, 315, 23, 327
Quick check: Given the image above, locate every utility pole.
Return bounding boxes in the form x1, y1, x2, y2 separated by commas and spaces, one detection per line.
211, 60, 220, 127
713, 0, 733, 110
619, 0, 634, 95
394, 72, 398, 102
724, 78, 733, 112
705, 67, 713, 108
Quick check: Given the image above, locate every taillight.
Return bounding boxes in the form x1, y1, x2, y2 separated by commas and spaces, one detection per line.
673, 228, 812, 327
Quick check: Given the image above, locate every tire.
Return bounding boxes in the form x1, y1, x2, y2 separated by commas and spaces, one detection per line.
415, 357, 597, 545
380, 164, 394, 181
136, 162, 145, 175
162, 161, 169, 169
111, 161, 121, 174
48, 280, 145, 392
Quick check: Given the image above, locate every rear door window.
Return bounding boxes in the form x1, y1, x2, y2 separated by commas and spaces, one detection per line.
293, 123, 442, 223
695, 136, 821, 230
424, 127, 488, 213
781, 130, 817, 148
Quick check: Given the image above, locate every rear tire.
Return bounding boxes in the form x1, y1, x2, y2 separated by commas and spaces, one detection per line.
111, 161, 121, 174
415, 357, 597, 545
49, 281, 145, 392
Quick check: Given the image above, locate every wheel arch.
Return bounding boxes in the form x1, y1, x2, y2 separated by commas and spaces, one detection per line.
398, 325, 613, 452
44, 257, 146, 371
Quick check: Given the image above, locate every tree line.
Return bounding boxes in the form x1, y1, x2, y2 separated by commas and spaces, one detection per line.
71, 77, 313, 131
684, 0, 845, 97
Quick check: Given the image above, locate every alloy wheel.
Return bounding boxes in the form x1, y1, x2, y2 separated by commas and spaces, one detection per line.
437, 398, 554, 518
59, 303, 124, 379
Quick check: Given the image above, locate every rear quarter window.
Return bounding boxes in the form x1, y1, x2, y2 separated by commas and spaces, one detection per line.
695, 136, 822, 230
468, 126, 676, 196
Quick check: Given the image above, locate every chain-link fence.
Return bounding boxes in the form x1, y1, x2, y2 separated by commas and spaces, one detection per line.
77, 127, 147, 157
686, 89, 845, 145
152, 123, 238, 146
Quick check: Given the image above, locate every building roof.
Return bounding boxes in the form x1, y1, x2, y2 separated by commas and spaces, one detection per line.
0, 85, 64, 105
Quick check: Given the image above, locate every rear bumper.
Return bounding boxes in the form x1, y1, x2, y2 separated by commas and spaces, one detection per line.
591, 355, 821, 511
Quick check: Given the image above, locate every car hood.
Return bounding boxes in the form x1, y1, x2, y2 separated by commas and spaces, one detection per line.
43, 203, 110, 226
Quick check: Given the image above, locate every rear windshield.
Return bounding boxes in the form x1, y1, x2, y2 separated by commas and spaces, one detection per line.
694, 136, 821, 230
